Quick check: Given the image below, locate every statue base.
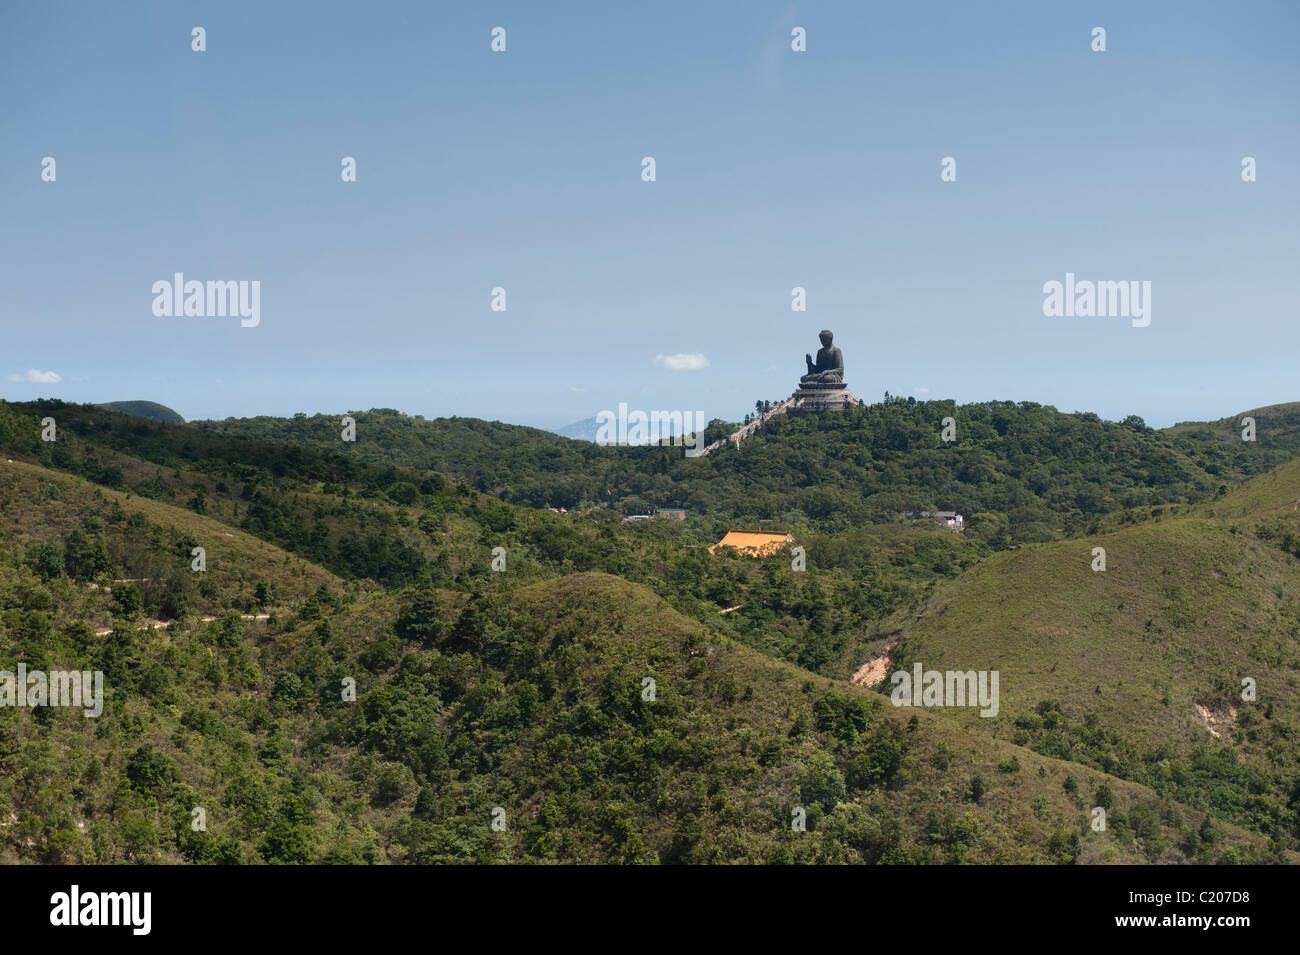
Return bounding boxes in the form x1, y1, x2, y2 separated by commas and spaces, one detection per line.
788, 381, 863, 415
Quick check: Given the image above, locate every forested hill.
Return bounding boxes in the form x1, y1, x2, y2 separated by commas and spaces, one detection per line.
1165, 401, 1300, 481
192, 399, 1296, 544
8, 397, 1298, 548
96, 401, 186, 424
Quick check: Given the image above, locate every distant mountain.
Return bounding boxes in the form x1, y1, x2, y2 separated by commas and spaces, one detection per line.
97, 400, 185, 424
552, 416, 601, 441
551, 413, 703, 443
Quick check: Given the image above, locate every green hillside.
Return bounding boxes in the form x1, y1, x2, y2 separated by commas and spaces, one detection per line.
197, 399, 1246, 544
1165, 402, 1300, 482
96, 401, 186, 425
875, 463, 1300, 850
0, 463, 1274, 862
3, 397, 1298, 863
0, 458, 342, 618
0, 400, 1001, 677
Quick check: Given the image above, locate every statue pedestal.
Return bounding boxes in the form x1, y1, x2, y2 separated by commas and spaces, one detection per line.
788, 380, 863, 415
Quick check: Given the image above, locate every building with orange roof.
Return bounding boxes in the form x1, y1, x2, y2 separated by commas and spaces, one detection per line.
708, 529, 796, 556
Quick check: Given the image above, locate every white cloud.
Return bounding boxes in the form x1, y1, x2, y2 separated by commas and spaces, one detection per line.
9, 368, 61, 384
913, 386, 930, 395
569, 385, 585, 393
654, 353, 710, 372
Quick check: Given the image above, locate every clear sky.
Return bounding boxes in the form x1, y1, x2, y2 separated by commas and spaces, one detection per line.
2, 1, 1296, 429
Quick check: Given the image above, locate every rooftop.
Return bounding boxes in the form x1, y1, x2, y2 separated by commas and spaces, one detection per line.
709, 529, 795, 556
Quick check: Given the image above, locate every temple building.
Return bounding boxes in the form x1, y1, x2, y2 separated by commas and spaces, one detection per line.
709, 529, 796, 556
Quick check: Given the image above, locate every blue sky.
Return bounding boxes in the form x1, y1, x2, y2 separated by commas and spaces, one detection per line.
2, 1, 1297, 429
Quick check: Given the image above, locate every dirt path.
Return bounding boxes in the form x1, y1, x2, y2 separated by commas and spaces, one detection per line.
93, 620, 169, 636
92, 613, 272, 636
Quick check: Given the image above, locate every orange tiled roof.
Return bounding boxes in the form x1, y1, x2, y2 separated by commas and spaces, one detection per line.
709, 530, 795, 556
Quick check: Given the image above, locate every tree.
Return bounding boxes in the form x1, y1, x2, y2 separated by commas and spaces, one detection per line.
254, 579, 276, 607
386, 481, 419, 505
119, 814, 158, 861
1046, 829, 1081, 864
64, 528, 110, 580
124, 744, 177, 796
25, 541, 64, 580
271, 672, 304, 706
258, 819, 316, 864
395, 585, 445, 644
799, 751, 847, 812
112, 584, 143, 619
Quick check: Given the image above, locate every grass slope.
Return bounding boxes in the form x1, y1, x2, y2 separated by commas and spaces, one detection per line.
878, 462, 1300, 850
0, 458, 341, 611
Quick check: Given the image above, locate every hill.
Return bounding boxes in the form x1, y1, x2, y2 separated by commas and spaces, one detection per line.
1164, 401, 1300, 482
869, 460, 1300, 851
198, 399, 1256, 544
95, 401, 186, 424
2, 396, 1298, 863
0, 399, 1007, 677
10, 396, 1300, 685
0, 480, 1274, 863
0, 456, 343, 622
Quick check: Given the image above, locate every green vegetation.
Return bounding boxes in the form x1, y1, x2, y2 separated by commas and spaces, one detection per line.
0, 400, 990, 676
1167, 402, 1300, 483
885, 466, 1300, 854
0, 396, 1297, 863
95, 401, 186, 425
197, 398, 1229, 544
